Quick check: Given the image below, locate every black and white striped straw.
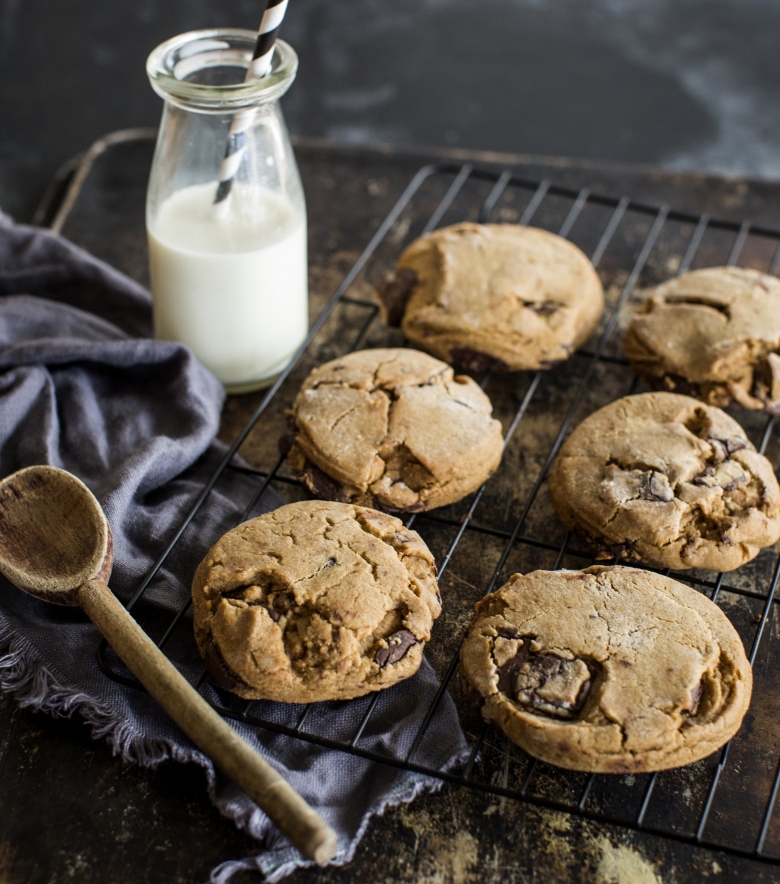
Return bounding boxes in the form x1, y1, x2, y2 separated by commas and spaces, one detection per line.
214, 0, 289, 207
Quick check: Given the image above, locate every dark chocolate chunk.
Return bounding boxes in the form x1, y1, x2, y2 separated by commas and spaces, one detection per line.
376, 268, 418, 326
694, 461, 749, 491
310, 557, 338, 576
371, 494, 427, 515
498, 627, 521, 640
298, 460, 349, 504
204, 636, 254, 692
708, 439, 729, 462
375, 628, 419, 667
640, 471, 674, 502
526, 300, 559, 316
496, 641, 531, 695
724, 437, 749, 455
269, 590, 295, 617
706, 436, 750, 460
686, 680, 703, 713
294, 450, 427, 514
693, 466, 716, 487
722, 474, 748, 492
508, 652, 593, 719
450, 348, 510, 374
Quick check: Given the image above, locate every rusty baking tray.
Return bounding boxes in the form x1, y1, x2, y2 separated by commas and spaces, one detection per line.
86, 158, 780, 864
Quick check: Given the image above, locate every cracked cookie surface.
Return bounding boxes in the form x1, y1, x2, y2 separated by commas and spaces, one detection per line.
192, 501, 441, 703
624, 266, 780, 414
549, 392, 780, 571
286, 348, 504, 512
375, 222, 604, 372
459, 565, 752, 773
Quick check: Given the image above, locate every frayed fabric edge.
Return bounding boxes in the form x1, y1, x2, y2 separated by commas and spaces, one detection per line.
0, 621, 217, 784
0, 621, 469, 884
0, 621, 291, 860
210, 746, 472, 884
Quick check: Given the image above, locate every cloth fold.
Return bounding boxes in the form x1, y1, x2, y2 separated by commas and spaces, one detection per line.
0, 213, 468, 882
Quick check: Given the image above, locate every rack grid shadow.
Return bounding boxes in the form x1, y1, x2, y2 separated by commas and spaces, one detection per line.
97, 162, 780, 864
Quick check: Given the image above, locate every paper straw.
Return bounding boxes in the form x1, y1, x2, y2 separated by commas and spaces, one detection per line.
214, 0, 289, 206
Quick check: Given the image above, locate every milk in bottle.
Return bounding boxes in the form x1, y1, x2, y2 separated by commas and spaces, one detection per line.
148, 183, 307, 389
145, 31, 307, 392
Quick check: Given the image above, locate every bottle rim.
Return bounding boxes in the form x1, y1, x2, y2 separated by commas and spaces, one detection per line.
147, 28, 298, 112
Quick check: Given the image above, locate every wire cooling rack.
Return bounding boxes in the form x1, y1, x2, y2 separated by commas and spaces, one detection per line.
97, 161, 780, 864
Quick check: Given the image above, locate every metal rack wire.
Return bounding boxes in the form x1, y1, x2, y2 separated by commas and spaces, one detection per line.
98, 161, 780, 864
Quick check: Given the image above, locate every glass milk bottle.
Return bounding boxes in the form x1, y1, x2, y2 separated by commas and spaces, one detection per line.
146, 30, 307, 392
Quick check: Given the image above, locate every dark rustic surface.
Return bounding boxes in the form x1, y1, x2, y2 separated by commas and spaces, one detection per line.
3, 136, 780, 883
5, 0, 780, 224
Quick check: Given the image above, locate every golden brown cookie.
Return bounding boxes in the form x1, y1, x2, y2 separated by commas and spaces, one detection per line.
192, 500, 441, 703
624, 267, 780, 413
375, 222, 604, 372
286, 348, 504, 512
549, 392, 780, 571
460, 566, 752, 773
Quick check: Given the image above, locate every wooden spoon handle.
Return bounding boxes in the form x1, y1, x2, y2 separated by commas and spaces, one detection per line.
78, 578, 338, 864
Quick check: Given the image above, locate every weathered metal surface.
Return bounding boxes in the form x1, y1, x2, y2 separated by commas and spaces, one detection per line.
3, 135, 780, 882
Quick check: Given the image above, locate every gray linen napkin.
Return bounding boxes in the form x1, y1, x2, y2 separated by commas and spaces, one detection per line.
0, 213, 468, 883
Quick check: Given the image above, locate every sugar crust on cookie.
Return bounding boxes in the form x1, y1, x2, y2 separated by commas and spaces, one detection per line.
192, 500, 441, 703
624, 266, 780, 414
287, 348, 504, 512
460, 566, 752, 773
376, 222, 604, 372
549, 392, 780, 572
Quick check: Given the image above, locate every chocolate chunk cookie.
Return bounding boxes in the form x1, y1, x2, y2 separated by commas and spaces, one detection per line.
375, 223, 604, 372
192, 501, 441, 703
624, 267, 780, 413
549, 392, 780, 571
460, 566, 752, 773
286, 348, 504, 512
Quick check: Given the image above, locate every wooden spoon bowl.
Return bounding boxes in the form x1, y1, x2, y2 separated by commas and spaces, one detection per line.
0, 465, 112, 603
0, 465, 337, 864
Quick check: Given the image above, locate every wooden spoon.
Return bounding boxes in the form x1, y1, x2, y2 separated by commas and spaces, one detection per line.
0, 464, 337, 864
